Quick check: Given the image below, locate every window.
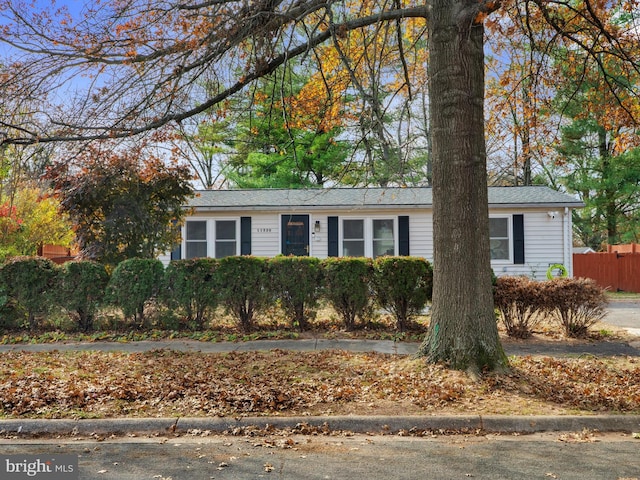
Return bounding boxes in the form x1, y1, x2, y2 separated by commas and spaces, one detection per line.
341, 218, 396, 257
342, 219, 364, 256
185, 221, 207, 259
185, 219, 239, 259
489, 217, 510, 260
373, 219, 395, 258
215, 220, 237, 258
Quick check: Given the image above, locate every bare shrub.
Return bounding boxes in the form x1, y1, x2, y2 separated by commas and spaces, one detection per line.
493, 276, 545, 338
542, 278, 608, 338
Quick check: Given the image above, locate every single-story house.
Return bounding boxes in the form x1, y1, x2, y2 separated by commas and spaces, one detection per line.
160, 186, 584, 280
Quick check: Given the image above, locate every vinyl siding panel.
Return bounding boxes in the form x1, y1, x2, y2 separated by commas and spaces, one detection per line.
408, 212, 433, 260
249, 214, 280, 257
311, 214, 330, 258
491, 209, 566, 280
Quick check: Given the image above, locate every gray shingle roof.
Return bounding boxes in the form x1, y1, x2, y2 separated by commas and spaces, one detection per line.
188, 186, 583, 211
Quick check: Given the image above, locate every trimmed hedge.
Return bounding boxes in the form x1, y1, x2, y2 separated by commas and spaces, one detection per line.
322, 257, 374, 331
269, 256, 323, 330
106, 258, 165, 326
0, 255, 608, 340
0, 256, 58, 330
373, 256, 432, 331
57, 260, 110, 332
217, 256, 270, 332
163, 258, 219, 329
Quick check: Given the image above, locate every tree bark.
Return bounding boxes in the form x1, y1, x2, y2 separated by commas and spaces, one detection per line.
417, 0, 508, 372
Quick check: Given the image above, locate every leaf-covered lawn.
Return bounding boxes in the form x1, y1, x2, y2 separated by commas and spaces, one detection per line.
0, 350, 638, 419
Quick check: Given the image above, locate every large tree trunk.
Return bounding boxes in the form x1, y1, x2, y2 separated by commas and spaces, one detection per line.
418, 0, 507, 372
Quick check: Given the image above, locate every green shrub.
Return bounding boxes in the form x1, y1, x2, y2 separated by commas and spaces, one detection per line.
163, 258, 220, 329
106, 258, 165, 326
217, 256, 270, 332
493, 276, 545, 338
373, 257, 432, 331
57, 260, 110, 332
0, 256, 58, 330
0, 277, 25, 331
321, 257, 374, 331
269, 256, 323, 330
542, 277, 608, 338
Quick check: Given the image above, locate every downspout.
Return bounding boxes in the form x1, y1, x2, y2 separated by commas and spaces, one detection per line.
563, 207, 572, 276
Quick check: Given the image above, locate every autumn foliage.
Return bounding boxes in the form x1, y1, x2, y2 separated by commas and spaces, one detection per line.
46, 145, 193, 266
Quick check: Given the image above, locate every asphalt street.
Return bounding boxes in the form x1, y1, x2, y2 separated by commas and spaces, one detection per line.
605, 300, 640, 337
1, 432, 638, 480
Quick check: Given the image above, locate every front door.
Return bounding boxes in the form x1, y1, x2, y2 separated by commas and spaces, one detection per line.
282, 214, 310, 256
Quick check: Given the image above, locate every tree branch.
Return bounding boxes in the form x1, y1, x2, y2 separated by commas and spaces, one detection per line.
0, 3, 429, 146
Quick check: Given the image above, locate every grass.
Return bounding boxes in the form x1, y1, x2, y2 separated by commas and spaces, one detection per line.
606, 291, 640, 301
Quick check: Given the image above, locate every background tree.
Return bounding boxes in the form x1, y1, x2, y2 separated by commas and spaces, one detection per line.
485, 4, 555, 187
224, 65, 353, 188
551, 49, 640, 249
5, 186, 74, 259
47, 144, 193, 267
172, 114, 233, 190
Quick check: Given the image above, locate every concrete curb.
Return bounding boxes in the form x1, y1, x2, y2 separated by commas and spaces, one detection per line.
1, 415, 639, 436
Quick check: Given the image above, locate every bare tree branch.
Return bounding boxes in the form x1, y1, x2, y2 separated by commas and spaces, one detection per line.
0, 1, 428, 146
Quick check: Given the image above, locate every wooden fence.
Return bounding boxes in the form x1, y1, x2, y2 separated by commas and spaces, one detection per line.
607, 243, 640, 254
37, 244, 78, 265
573, 252, 640, 293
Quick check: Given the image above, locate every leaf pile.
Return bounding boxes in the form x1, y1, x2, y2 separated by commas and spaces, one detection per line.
498, 356, 640, 411
0, 350, 638, 418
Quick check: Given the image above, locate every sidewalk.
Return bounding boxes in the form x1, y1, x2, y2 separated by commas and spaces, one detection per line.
0, 336, 638, 357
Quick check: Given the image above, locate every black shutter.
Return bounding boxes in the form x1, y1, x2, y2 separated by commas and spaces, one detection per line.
170, 220, 182, 260
328, 216, 339, 257
240, 217, 251, 255
513, 214, 525, 264
398, 216, 410, 256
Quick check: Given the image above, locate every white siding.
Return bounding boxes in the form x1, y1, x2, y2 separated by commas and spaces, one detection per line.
250, 213, 280, 257
408, 212, 433, 259
310, 214, 329, 258
490, 208, 568, 280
